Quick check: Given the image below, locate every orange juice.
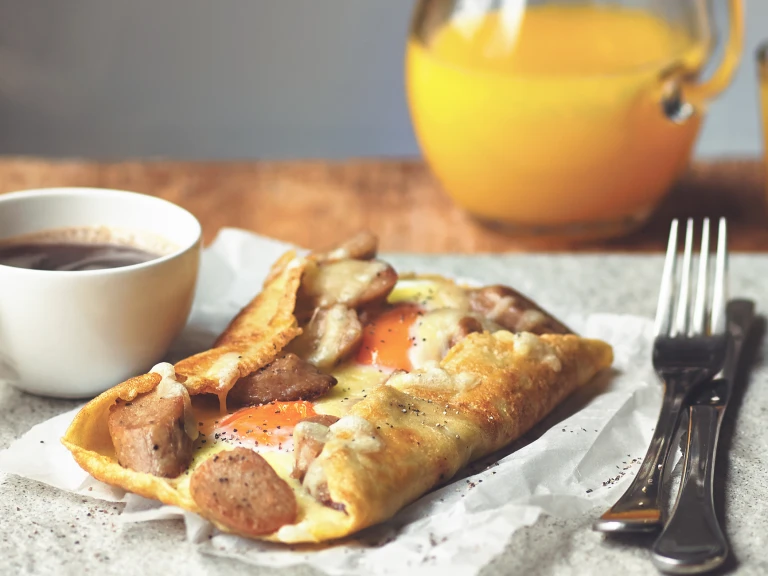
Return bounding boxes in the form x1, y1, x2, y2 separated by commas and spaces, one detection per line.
406, 5, 708, 229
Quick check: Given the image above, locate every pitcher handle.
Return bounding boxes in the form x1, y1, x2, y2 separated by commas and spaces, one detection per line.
662, 0, 744, 122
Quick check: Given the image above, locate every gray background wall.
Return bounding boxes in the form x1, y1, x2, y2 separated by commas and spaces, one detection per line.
0, 0, 764, 160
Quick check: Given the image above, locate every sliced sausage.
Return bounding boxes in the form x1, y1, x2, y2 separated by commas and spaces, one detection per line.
298, 259, 398, 313
448, 316, 484, 348
108, 389, 193, 478
190, 448, 297, 536
291, 414, 340, 481
302, 463, 346, 513
308, 481, 346, 513
301, 414, 340, 427
311, 231, 379, 262
291, 305, 363, 369
228, 353, 337, 407
468, 285, 572, 335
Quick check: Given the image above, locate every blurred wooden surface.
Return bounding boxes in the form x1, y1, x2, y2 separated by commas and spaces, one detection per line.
0, 157, 765, 252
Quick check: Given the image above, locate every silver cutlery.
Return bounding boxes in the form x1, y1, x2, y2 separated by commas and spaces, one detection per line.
651, 298, 756, 573
593, 218, 730, 533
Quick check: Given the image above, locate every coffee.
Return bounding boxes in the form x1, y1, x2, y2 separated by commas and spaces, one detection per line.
0, 226, 175, 272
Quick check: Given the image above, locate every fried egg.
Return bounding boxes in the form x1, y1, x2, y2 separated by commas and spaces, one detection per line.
193, 276, 488, 451
313, 276, 497, 416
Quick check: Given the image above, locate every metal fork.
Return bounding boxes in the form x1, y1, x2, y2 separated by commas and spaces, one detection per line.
593, 218, 729, 533
651, 299, 755, 573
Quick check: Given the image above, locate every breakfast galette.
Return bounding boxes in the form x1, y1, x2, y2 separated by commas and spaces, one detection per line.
62, 232, 613, 543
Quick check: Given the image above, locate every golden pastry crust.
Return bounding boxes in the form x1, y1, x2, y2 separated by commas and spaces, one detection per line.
61, 252, 307, 516
61, 244, 613, 544
62, 371, 199, 511
287, 331, 612, 541
175, 250, 305, 399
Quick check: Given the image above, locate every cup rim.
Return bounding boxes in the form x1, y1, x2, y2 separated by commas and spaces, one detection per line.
0, 187, 202, 277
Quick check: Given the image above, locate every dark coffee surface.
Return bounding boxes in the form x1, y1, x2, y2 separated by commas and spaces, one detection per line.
0, 242, 160, 271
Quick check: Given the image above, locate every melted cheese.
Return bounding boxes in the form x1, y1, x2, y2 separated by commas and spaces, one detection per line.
262, 450, 296, 475
303, 260, 389, 307
294, 420, 331, 445
205, 351, 244, 412
387, 366, 480, 393
388, 277, 470, 311
493, 331, 562, 371
207, 351, 243, 388
409, 308, 499, 369
314, 363, 388, 417
150, 362, 199, 441
329, 415, 382, 452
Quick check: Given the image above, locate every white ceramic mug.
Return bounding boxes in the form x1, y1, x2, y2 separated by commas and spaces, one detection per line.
0, 188, 201, 398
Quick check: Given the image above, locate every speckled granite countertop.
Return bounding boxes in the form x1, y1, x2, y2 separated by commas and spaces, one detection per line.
1, 254, 766, 576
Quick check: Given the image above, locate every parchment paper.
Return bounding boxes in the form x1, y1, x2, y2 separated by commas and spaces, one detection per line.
0, 229, 662, 576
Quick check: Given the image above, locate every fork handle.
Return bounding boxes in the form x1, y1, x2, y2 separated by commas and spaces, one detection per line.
593, 380, 688, 533
651, 404, 727, 574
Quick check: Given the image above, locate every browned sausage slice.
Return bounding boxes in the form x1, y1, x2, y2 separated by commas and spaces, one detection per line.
448, 316, 484, 348
228, 353, 337, 407
311, 231, 379, 262
291, 414, 340, 481
290, 305, 363, 369
190, 447, 297, 536
108, 389, 194, 478
298, 259, 398, 312
468, 285, 572, 335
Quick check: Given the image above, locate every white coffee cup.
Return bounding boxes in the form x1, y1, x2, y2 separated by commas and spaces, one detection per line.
0, 188, 201, 398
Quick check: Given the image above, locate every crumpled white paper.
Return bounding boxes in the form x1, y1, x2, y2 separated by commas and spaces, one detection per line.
0, 229, 662, 576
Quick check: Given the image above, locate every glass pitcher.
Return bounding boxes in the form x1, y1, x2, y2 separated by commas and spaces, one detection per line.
406, 0, 743, 239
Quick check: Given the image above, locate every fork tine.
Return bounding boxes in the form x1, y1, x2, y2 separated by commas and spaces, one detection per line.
655, 220, 679, 336
710, 218, 728, 335
691, 218, 710, 336
673, 219, 695, 336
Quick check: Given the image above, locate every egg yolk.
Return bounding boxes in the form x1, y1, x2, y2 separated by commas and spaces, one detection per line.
356, 304, 422, 372
200, 400, 317, 451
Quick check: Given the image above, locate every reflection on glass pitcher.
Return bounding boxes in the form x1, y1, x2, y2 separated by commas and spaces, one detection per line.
406, 0, 744, 240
